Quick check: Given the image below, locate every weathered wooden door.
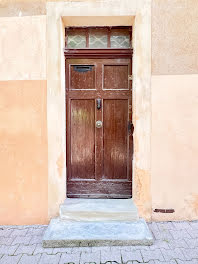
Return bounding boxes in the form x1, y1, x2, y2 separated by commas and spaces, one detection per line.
66, 58, 133, 198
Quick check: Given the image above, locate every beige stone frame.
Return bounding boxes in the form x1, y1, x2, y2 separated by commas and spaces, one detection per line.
46, 0, 152, 221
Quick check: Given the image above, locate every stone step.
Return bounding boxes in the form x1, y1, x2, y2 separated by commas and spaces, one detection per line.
43, 218, 153, 248
59, 198, 139, 221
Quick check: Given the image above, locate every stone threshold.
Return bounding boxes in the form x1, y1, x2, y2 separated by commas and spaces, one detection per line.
43, 198, 153, 247
43, 218, 153, 248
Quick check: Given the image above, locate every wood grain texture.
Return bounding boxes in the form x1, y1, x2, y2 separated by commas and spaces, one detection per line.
103, 99, 128, 180
70, 99, 95, 180
66, 58, 133, 198
103, 65, 129, 89
70, 65, 95, 90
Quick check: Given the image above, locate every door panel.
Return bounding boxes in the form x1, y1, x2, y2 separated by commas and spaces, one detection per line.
103, 99, 128, 180
70, 64, 96, 90
103, 65, 129, 90
70, 99, 95, 180
66, 58, 133, 198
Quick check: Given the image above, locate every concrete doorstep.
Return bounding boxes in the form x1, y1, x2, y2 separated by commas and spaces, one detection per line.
43, 199, 153, 248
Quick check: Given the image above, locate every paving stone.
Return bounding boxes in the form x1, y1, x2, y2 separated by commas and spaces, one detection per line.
53, 247, 72, 254
72, 246, 92, 253
0, 254, 22, 264
152, 229, 173, 240
182, 248, 198, 260
154, 260, 176, 264
0, 229, 13, 237
33, 244, 53, 255
176, 259, 198, 264
80, 251, 100, 264
149, 240, 169, 250
186, 229, 198, 239
133, 261, 155, 264
27, 228, 45, 237
111, 245, 133, 252
148, 222, 159, 232
0, 237, 14, 246
30, 236, 43, 244
131, 245, 150, 251
101, 249, 122, 263
38, 253, 61, 264
121, 249, 143, 262
141, 249, 164, 262
161, 248, 186, 262
156, 222, 175, 231
0, 244, 19, 255
185, 238, 198, 248
12, 236, 32, 245
18, 254, 41, 264
92, 246, 111, 253
10, 229, 28, 237
166, 239, 189, 249
59, 252, 81, 264
169, 230, 191, 240
172, 222, 192, 230
189, 221, 198, 229
14, 244, 36, 255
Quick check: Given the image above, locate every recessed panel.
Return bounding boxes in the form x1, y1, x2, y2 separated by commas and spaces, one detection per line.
70, 65, 95, 90
103, 65, 128, 89
70, 99, 95, 179
103, 99, 128, 180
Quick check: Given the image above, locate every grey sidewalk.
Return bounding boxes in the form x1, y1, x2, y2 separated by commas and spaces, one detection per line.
0, 221, 198, 264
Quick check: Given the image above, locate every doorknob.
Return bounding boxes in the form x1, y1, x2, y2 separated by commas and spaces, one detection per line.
96, 120, 102, 128
96, 99, 102, 110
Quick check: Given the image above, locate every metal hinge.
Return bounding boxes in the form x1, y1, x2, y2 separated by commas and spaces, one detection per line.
128, 75, 133, 81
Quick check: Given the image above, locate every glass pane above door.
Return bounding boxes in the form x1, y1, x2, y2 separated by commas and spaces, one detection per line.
89, 29, 108, 48
65, 27, 132, 49
67, 29, 86, 49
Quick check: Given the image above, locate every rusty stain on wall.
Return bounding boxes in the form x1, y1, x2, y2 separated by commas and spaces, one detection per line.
185, 194, 198, 217
56, 152, 64, 178
133, 167, 151, 221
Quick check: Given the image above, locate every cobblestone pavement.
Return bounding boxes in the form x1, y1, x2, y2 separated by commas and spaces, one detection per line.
0, 221, 198, 263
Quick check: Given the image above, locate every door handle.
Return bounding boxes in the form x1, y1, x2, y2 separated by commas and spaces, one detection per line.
96, 99, 102, 110
96, 120, 102, 128
128, 121, 134, 133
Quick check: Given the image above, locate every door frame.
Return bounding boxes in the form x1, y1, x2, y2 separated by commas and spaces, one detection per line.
46, 0, 152, 220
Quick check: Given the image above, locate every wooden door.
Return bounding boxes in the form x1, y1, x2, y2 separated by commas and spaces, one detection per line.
66, 58, 133, 198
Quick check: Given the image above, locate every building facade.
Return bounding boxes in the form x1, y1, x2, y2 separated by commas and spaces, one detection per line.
0, 0, 198, 225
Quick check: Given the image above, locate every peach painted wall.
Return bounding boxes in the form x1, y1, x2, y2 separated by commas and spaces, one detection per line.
0, 0, 198, 223
151, 0, 198, 221
0, 16, 48, 225
151, 75, 198, 221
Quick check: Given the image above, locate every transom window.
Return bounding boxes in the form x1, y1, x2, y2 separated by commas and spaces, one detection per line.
65, 27, 132, 49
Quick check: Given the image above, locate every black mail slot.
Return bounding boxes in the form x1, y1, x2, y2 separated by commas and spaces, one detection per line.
73, 65, 93, 72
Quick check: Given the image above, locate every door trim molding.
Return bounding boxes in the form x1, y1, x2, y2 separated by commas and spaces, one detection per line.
64, 49, 133, 59
46, 1, 152, 221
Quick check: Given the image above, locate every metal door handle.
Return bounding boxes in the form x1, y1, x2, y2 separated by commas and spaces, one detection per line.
96, 99, 102, 110
96, 120, 102, 128
128, 122, 134, 133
